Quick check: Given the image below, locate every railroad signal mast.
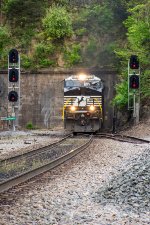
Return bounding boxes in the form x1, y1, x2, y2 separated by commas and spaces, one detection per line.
8, 49, 20, 131
128, 55, 140, 124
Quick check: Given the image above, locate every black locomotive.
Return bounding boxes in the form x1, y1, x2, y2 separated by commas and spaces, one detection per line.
63, 74, 104, 133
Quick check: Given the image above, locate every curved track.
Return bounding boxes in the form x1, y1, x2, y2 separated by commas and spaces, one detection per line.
0, 132, 148, 194
96, 133, 150, 144
0, 133, 72, 166
0, 134, 93, 193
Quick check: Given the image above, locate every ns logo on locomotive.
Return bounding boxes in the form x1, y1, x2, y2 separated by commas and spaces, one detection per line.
63, 73, 104, 133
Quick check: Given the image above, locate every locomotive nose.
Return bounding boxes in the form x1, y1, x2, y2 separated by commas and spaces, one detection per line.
81, 119, 86, 126
80, 114, 86, 126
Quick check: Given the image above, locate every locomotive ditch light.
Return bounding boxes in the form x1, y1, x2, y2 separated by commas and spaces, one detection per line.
89, 105, 95, 111
70, 105, 76, 112
78, 73, 87, 81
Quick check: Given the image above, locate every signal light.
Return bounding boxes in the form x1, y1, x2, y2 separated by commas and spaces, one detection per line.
129, 55, 139, 69
8, 91, 18, 102
9, 69, 18, 82
129, 75, 139, 89
9, 49, 19, 64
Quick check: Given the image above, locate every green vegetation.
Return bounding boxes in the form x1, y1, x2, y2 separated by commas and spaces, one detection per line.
0, 159, 26, 175
0, 26, 10, 51
0, 1, 123, 69
0, 0, 149, 107
0, 25, 11, 64
26, 122, 34, 129
43, 6, 73, 39
113, 0, 150, 108
3, 0, 46, 45
64, 44, 82, 66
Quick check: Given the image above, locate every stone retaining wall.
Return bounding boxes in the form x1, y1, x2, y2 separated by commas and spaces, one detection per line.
0, 69, 117, 130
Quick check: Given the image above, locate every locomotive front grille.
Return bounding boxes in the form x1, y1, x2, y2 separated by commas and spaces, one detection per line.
64, 96, 102, 107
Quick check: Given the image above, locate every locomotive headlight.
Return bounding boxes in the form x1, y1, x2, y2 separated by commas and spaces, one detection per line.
70, 105, 76, 112
78, 73, 86, 81
89, 105, 95, 111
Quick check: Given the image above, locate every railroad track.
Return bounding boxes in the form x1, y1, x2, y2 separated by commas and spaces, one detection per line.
0, 134, 93, 193
0, 133, 73, 166
96, 133, 150, 144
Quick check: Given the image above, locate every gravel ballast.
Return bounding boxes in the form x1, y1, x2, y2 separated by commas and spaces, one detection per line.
0, 130, 67, 160
0, 122, 149, 225
94, 148, 150, 215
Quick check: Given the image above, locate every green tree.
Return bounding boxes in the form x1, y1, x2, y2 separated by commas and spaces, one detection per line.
73, 4, 114, 36
3, 0, 47, 47
43, 6, 73, 40
0, 25, 11, 68
114, 0, 150, 108
3, 0, 46, 27
0, 25, 10, 52
64, 44, 81, 66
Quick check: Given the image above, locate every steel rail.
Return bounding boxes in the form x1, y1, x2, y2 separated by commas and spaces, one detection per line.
114, 134, 150, 143
96, 133, 150, 144
0, 133, 73, 166
0, 135, 93, 193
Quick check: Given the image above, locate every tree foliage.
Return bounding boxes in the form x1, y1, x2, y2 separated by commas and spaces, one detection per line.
72, 4, 119, 66
2, 0, 47, 48
0, 25, 11, 67
63, 44, 82, 66
0, 26, 10, 52
114, 0, 150, 108
0, 1, 125, 68
43, 6, 73, 39
3, 0, 46, 26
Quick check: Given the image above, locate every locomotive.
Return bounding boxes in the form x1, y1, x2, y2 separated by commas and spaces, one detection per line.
63, 73, 104, 133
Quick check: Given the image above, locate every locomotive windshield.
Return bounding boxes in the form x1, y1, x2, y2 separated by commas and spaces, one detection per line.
64, 78, 103, 93
65, 80, 82, 87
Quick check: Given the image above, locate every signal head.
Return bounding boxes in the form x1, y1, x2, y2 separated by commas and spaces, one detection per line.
8, 91, 18, 102
129, 74, 139, 89
9, 49, 19, 64
9, 69, 18, 82
129, 55, 139, 69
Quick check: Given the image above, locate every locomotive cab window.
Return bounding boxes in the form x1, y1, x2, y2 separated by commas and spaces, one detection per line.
65, 80, 82, 88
